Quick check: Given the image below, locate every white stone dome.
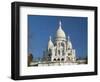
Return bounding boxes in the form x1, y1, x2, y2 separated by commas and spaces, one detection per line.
56, 21, 66, 39
67, 36, 72, 49
67, 41, 72, 49
48, 36, 54, 49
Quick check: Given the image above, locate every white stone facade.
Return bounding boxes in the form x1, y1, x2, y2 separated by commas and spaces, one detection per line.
43, 21, 76, 63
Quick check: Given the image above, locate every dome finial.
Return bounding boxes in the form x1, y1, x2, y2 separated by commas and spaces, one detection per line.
59, 20, 62, 29
49, 36, 51, 40
68, 36, 70, 41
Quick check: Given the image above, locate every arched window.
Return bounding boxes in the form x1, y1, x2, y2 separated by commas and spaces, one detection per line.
48, 54, 51, 57
61, 58, 64, 61
68, 48, 70, 50
57, 58, 60, 61
49, 49, 52, 53
58, 50, 60, 55
53, 59, 56, 61
61, 42, 64, 47
55, 48, 57, 56
68, 53, 71, 56
62, 50, 65, 56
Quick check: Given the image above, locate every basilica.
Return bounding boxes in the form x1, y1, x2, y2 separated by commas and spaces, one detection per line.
43, 21, 76, 63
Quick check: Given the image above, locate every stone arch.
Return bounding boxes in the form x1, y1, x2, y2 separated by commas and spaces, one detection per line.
57, 58, 60, 61
61, 58, 64, 61
53, 59, 56, 61
68, 53, 71, 56
49, 48, 52, 53
61, 42, 64, 47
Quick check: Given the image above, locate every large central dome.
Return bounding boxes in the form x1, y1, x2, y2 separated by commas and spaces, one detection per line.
56, 21, 66, 39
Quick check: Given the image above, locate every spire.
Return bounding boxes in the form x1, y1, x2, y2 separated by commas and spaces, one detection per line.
49, 36, 51, 41
59, 20, 62, 29
68, 36, 70, 41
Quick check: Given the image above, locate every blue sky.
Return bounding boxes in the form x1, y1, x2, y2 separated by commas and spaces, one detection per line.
28, 15, 87, 59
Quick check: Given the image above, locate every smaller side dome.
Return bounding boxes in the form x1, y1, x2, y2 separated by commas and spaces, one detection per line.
67, 36, 72, 49
48, 36, 54, 49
